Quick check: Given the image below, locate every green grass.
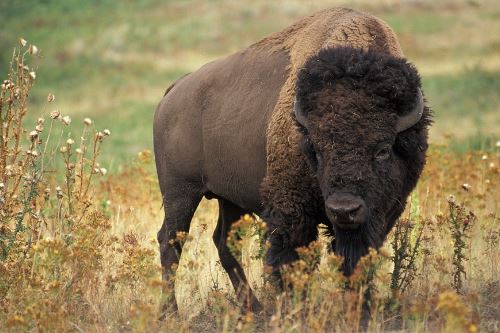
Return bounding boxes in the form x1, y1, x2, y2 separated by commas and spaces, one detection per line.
423, 69, 500, 145
424, 69, 500, 117
384, 12, 454, 35
447, 133, 499, 153
1, 0, 499, 167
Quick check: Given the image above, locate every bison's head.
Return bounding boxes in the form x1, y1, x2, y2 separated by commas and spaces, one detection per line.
294, 46, 431, 275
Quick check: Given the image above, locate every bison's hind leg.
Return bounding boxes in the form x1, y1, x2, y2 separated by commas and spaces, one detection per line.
213, 199, 262, 312
158, 182, 203, 315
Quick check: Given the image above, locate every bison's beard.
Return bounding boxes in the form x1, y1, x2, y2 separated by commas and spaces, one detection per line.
332, 215, 385, 276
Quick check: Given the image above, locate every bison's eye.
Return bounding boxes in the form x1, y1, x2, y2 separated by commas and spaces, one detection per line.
375, 145, 392, 161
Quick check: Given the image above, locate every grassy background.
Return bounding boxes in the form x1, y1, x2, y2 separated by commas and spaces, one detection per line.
1, 0, 499, 167
0, 1, 499, 330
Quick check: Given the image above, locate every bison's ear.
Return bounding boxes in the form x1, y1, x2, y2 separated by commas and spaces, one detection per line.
294, 98, 308, 127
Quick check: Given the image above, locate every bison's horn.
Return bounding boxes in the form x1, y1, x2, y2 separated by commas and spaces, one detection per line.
294, 98, 308, 127
396, 89, 424, 132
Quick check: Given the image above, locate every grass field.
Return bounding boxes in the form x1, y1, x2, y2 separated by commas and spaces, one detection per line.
0, 0, 499, 332
1, 0, 499, 163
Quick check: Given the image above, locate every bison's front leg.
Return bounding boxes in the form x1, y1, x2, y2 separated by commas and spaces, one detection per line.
265, 220, 319, 289
213, 199, 262, 312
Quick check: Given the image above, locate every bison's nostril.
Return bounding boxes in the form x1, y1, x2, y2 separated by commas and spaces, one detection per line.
326, 193, 367, 228
348, 206, 360, 221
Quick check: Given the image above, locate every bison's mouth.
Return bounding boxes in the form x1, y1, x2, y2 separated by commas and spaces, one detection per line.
332, 215, 384, 276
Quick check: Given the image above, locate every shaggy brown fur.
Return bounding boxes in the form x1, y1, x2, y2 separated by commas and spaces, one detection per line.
263, 45, 430, 276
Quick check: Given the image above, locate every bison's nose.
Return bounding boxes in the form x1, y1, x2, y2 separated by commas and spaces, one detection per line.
326, 193, 367, 229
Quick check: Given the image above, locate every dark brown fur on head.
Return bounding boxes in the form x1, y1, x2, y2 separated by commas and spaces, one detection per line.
293, 46, 432, 275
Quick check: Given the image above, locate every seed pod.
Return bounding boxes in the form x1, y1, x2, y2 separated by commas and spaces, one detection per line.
29, 45, 38, 55
50, 110, 60, 119
29, 130, 38, 141
61, 115, 71, 125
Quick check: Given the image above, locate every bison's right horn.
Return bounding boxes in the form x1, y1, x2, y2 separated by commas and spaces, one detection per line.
396, 89, 424, 132
294, 98, 308, 127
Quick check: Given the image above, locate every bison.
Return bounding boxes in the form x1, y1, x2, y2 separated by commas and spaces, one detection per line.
153, 7, 431, 312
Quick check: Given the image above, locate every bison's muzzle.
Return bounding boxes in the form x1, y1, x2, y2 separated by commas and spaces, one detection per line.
326, 193, 368, 229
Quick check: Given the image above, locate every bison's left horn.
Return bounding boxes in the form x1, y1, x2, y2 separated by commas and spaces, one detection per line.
294, 98, 308, 127
396, 89, 424, 132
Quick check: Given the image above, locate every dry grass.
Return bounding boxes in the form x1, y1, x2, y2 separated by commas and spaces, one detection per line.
1, 40, 498, 332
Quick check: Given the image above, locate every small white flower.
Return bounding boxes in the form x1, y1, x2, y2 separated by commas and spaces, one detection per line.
481, 155, 488, 160
66, 138, 75, 145
29, 45, 38, 55
75, 148, 83, 154
55, 186, 63, 199
496, 141, 500, 148
37, 117, 45, 124
103, 129, 111, 136
60, 146, 68, 153
83, 118, 92, 126
447, 194, 456, 204
19, 38, 27, 47
35, 124, 43, 132
47, 93, 55, 102
29, 71, 36, 80
0, 182, 4, 189
61, 115, 71, 125
99, 167, 107, 176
